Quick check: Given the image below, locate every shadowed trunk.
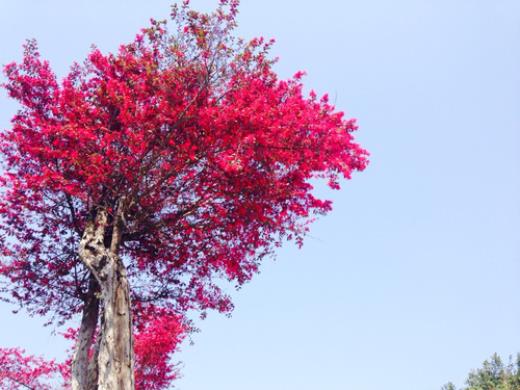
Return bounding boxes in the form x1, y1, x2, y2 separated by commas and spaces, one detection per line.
77, 206, 135, 390
72, 276, 99, 390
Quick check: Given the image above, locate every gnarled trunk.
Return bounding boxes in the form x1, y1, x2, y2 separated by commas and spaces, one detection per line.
77, 207, 135, 390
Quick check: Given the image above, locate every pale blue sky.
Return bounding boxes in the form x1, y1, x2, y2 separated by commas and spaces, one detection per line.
0, 1, 519, 389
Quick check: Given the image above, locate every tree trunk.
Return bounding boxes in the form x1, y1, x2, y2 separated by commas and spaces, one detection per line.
96, 256, 134, 390
78, 207, 135, 390
72, 276, 99, 390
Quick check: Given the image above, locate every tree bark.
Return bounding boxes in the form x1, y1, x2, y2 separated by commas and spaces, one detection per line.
71, 276, 99, 390
96, 257, 134, 390
78, 207, 135, 390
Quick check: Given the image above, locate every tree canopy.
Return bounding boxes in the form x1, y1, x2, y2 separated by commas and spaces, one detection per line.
0, 1, 367, 388
442, 353, 520, 390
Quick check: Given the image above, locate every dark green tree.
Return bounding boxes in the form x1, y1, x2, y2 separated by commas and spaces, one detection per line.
442, 383, 457, 390
442, 353, 520, 390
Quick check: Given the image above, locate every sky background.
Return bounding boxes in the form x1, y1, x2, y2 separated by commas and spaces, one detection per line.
0, 1, 519, 389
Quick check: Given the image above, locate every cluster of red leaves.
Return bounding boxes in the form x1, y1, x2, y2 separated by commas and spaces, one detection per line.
0, 347, 67, 389
133, 306, 185, 389
0, 0, 367, 387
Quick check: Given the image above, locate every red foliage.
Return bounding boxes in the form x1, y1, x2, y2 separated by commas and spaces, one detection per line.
0, 347, 66, 389
0, 0, 367, 387
134, 306, 185, 389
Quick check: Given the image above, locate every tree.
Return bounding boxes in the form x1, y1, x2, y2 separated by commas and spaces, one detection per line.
0, 1, 368, 388
441, 353, 520, 390
442, 383, 457, 390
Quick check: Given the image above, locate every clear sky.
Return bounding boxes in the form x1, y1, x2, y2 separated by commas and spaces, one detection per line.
0, 1, 519, 389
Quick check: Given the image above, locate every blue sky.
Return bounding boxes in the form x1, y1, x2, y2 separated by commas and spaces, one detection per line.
0, 1, 519, 389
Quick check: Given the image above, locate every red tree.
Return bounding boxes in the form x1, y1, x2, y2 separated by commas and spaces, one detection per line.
0, 1, 368, 389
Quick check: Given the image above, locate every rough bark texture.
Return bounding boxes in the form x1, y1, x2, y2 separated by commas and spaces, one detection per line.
97, 257, 134, 390
71, 276, 99, 390
77, 207, 135, 390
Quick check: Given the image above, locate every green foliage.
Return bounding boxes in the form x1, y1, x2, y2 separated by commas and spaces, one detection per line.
442, 353, 520, 390
442, 383, 457, 390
